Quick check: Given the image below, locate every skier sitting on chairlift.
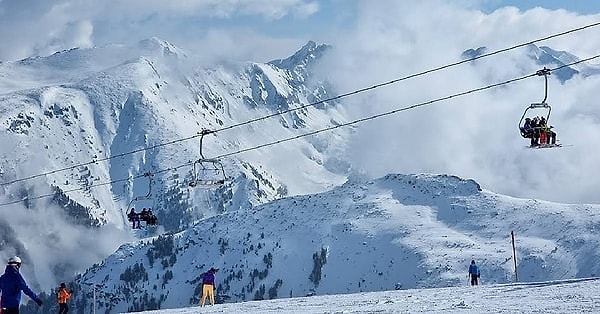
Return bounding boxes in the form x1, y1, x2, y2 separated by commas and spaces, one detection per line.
138, 208, 158, 226
127, 208, 141, 229
520, 117, 539, 147
538, 116, 556, 145
146, 209, 158, 225
521, 117, 534, 137
139, 208, 149, 222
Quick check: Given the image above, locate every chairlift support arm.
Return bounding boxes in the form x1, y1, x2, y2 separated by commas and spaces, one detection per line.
142, 172, 154, 198
536, 67, 551, 104
198, 129, 214, 160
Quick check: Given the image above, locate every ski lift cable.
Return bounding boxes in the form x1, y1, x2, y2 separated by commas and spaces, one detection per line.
0, 134, 202, 187
213, 21, 600, 135
1, 21, 600, 188
2, 55, 598, 208
0, 164, 188, 207
212, 54, 600, 159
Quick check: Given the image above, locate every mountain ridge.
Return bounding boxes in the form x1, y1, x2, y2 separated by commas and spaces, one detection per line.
0, 37, 350, 299
47, 173, 600, 313
1, 37, 599, 313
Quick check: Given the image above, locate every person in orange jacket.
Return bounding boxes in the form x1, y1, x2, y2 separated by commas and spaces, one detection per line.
57, 283, 72, 314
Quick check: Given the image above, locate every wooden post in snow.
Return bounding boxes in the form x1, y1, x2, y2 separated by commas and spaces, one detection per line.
511, 230, 518, 282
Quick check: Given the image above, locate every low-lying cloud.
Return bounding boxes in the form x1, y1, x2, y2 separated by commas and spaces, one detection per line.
318, 1, 600, 204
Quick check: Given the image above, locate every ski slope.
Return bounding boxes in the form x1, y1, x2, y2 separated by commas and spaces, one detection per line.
139, 277, 600, 313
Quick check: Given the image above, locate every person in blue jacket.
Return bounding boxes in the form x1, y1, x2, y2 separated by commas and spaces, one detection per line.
0, 256, 43, 313
520, 118, 538, 147
468, 260, 480, 286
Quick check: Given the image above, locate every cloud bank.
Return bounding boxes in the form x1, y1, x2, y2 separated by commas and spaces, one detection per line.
317, 1, 600, 204
0, 0, 318, 62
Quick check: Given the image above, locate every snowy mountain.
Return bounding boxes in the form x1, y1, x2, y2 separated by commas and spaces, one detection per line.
462, 44, 600, 82
0, 37, 349, 296
23, 173, 600, 313
3, 37, 600, 314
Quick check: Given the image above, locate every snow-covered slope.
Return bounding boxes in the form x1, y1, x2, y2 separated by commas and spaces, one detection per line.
40, 173, 600, 313
0, 37, 349, 223
0, 38, 349, 292
143, 277, 600, 313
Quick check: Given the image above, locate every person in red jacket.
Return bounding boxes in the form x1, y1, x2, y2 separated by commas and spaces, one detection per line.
57, 282, 72, 314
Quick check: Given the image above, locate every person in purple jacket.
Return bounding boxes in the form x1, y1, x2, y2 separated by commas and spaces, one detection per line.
0, 256, 43, 314
200, 267, 218, 306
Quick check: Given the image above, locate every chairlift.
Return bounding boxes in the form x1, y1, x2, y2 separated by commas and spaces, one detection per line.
189, 158, 226, 187
518, 68, 561, 148
125, 172, 158, 228
188, 129, 227, 188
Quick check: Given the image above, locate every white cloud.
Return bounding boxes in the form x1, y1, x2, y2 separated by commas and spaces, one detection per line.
195, 0, 320, 20
0, 1, 94, 61
181, 28, 303, 63
0, 133, 134, 290
294, 1, 319, 18
315, 0, 600, 203
0, 0, 318, 61
98, 0, 318, 19
0, 188, 133, 290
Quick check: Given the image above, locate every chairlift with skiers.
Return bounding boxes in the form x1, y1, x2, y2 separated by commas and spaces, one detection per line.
518, 67, 561, 149
125, 171, 158, 228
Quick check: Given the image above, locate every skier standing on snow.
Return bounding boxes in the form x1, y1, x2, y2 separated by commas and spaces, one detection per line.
200, 267, 218, 306
57, 282, 72, 314
468, 260, 480, 286
0, 256, 43, 313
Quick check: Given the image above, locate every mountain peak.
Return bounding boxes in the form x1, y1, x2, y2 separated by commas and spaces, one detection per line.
461, 44, 582, 83
526, 44, 578, 82
268, 40, 330, 70
461, 46, 487, 60
137, 37, 188, 59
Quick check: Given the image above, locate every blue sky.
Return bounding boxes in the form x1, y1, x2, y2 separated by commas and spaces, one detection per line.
148, 0, 600, 45
0, 0, 599, 62
178, 0, 600, 38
